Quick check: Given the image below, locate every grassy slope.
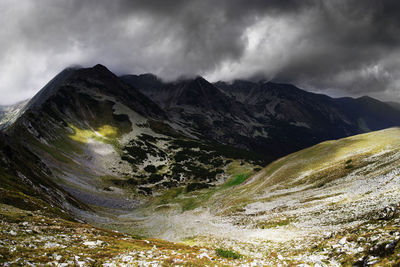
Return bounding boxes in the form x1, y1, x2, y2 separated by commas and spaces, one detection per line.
220, 127, 400, 213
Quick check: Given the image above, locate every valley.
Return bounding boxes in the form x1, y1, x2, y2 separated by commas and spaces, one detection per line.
1, 65, 400, 266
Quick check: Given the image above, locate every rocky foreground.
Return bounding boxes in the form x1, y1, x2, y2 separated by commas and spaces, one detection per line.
0, 202, 257, 266
2, 200, 400, 266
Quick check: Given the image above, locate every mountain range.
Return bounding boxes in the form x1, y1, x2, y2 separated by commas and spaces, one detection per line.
122, 71, 400, 159
1, 64, 400, 265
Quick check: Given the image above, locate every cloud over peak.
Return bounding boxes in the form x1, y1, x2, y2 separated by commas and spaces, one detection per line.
1, 0, 400, 104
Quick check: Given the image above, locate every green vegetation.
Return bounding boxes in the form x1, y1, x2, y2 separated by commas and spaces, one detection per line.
224, 173, 252, 187
215, 248, 242, 259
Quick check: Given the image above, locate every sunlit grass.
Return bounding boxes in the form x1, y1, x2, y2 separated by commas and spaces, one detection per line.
218, 127, 400, 213
68, 124, 118, 143
97, 125, 119, 138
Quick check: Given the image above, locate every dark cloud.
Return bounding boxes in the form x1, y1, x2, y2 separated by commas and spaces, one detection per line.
0, 0, 399, 104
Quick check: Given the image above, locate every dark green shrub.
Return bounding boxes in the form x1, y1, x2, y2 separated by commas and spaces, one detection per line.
215, 248, 242, 259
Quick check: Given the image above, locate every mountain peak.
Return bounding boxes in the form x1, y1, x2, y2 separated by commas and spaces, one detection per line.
193, 75, 207, 83
16, 64, 167, 125
357, 95, 377, 102
92, 63, 110, 72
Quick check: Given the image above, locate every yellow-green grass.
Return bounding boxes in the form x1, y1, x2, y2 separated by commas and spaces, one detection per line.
218, 127, 400, 214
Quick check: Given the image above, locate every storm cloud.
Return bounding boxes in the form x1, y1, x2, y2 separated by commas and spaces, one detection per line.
1, 0, 400, 104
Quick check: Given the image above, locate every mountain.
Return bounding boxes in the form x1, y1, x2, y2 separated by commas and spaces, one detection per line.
2, 64, 400, 265
4, 64, 266, 211
123, 75, 400, 158
122, 75, 266, 154
216, 80, 400, 134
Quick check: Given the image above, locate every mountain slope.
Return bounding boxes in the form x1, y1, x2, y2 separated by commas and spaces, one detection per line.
220, 127, 400, 213
0, 131, 86, 220
202, 127, 400, 265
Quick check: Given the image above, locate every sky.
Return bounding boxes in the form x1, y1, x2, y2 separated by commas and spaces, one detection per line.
1, 0, 400, 105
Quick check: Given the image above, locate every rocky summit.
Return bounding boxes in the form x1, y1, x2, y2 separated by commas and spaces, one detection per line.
1, 64, 400, 266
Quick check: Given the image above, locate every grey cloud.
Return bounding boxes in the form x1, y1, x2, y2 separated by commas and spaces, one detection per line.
0, 0, 400, 104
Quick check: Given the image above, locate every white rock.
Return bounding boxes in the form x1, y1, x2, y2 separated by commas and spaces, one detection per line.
9, 230, 17, 236
338, 237, 347, 245
198, 252, 212, 260
44, 242, 61, 248
324, 232, 332, 238
83, 240, 103, 248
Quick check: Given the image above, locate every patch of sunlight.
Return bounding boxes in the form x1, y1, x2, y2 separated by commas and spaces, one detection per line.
97, 125, 118, 138
68, 124, 118, 143
332, 127, 400, 160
